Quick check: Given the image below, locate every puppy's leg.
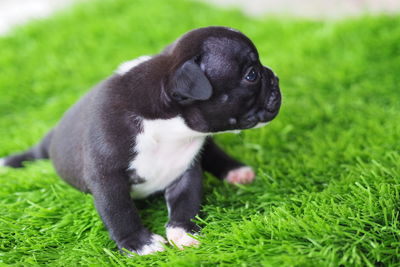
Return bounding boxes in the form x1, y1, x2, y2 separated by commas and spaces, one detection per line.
88, 172, 166, 256
201, 137, 255, 184
165, 163, 202, 249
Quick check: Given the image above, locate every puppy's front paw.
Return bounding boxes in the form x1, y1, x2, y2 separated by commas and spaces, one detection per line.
135, 234, 167, 256
225, 166, 255, 184
166, 227, 200, 250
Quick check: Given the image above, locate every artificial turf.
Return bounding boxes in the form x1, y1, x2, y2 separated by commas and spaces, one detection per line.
0, 0, 399, 266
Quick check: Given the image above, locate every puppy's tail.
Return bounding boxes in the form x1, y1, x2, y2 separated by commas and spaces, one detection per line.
0, 130, 53, 168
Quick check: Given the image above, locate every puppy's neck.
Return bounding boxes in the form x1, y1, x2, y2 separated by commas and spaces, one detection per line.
140, 117, 209, 142
111, 55, 176, 120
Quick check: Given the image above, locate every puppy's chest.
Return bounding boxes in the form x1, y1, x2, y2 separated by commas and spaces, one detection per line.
128, 118, 206, 199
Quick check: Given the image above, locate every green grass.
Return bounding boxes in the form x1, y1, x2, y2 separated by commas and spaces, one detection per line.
0, 0, 399, 266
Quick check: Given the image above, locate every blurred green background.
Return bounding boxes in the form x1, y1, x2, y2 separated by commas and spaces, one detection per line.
0, 0, 399, 266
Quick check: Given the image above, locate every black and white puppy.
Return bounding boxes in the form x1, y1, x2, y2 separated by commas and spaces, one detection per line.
1, 27, 281, 255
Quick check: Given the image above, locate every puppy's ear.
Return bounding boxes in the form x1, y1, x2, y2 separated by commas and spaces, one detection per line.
169, 59, 212, 103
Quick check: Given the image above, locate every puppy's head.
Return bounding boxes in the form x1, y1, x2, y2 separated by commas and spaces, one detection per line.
164, 26, 281, 133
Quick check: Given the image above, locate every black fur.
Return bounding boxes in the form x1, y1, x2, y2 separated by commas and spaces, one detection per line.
165, 161, 203, 234
2, 26, 281, 254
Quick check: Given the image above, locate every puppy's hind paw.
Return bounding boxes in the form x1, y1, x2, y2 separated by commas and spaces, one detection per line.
225, 166, 255, 184
166, 227, 200, 250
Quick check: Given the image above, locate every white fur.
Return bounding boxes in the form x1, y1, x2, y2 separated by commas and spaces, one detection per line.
129, 117, 208, 199
255, 122, 269, 129
0, 158, 5, 166
166, 227, 200, 249
136, 234, 166, 256
217, 129, 241, 134
214, 121, 269, 135
116, 55, 151, 75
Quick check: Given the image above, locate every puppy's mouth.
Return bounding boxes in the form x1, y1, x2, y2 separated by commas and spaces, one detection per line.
238, 106, 280, 129
238, 86, 281, 130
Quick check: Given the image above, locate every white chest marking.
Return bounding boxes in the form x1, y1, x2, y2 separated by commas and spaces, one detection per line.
115, 55, 151, 75
129, 117, 208, 199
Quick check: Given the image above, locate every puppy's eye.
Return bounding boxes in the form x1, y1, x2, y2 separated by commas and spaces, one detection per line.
245, 68, 258, 82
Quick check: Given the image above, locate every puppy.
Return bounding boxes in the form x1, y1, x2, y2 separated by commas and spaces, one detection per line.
1, 27, 281, 255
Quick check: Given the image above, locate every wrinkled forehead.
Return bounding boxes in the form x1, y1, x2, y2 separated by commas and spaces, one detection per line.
201, 37, 257, 79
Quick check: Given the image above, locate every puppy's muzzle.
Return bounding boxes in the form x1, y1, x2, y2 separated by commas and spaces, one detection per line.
260, 74, 281, 120
239, 68, 281, 129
